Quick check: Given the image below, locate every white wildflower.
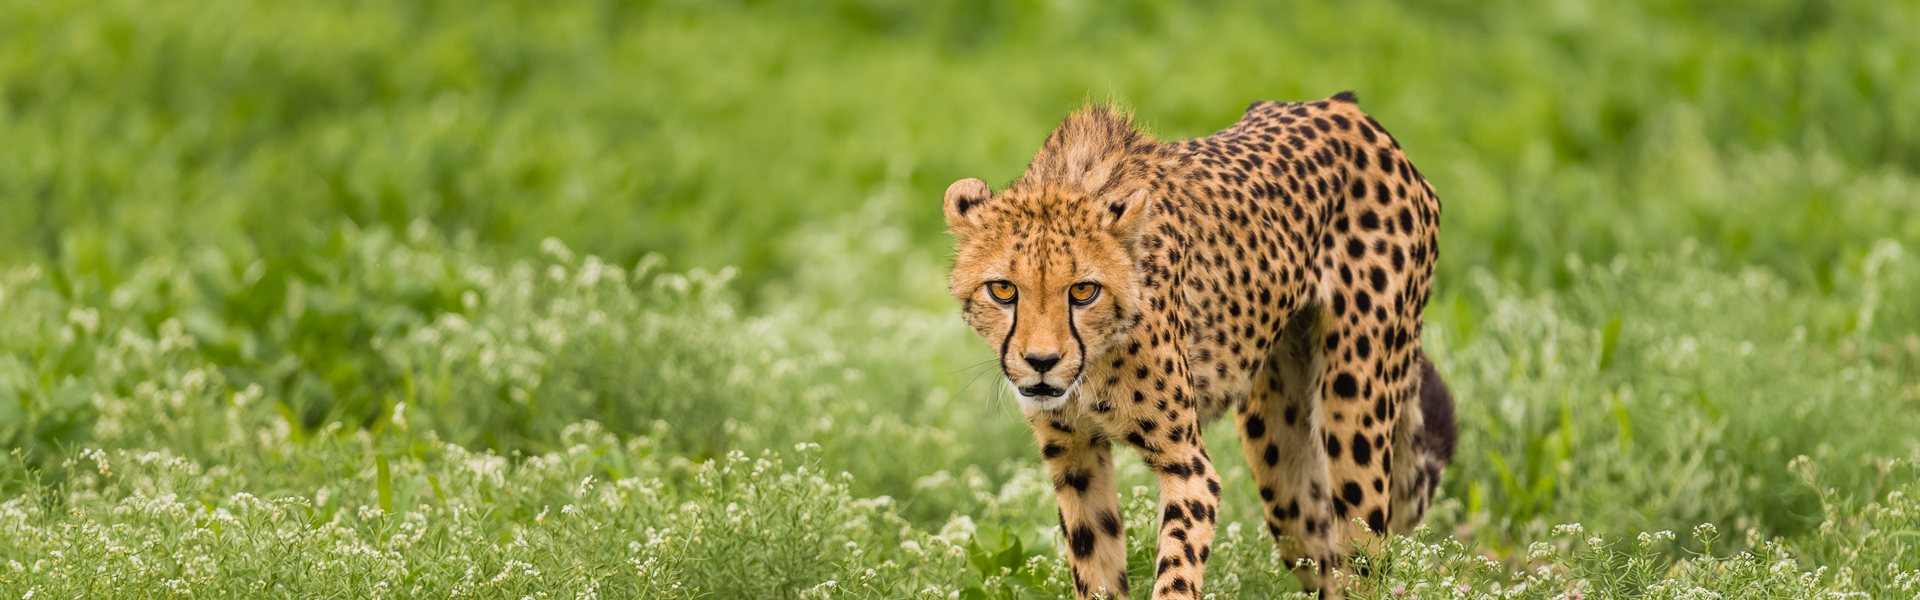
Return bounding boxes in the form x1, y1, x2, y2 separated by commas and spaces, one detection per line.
1528, 541, 1555, 560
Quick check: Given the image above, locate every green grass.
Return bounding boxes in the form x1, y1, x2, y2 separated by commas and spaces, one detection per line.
3, 0, 1920, 597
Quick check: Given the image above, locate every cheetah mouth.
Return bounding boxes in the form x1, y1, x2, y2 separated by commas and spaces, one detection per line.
1017, 383, 1067, 398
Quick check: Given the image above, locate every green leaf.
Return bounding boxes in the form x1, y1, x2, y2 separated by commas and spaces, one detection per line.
1608, 390, 1633, 449
376, 454, 392, 514
966, 540, 994, 575
1559, 391, 1576, 458
993, 535, 1023, 572
426, 475, 446, 505
1694, 389, 1721, 420
1487, 450, 1519, 499
1598, 314, 1623, 371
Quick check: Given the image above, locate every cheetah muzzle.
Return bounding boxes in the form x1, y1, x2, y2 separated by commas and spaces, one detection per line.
944, 92, 1459, 599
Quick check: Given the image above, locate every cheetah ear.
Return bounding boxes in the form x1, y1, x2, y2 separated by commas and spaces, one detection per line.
943, 178, 994, 236
1099, 187, 1153, 246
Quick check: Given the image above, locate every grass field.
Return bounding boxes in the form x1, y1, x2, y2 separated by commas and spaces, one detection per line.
3, 0, 1919, 597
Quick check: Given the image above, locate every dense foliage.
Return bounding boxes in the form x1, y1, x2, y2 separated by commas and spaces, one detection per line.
3, 0, 1917, 597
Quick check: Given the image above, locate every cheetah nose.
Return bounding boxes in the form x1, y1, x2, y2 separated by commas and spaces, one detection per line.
1024, 354, 1061, 373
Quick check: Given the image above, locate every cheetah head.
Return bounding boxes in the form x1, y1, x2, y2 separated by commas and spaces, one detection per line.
944, 108, 1162, 411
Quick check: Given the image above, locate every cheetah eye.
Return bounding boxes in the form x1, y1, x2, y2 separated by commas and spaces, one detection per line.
986, 281, 1018, 304
1068, 283, 1101, 305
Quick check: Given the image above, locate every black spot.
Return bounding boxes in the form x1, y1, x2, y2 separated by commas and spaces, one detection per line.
1367, 508, 1386, 533
1325, 435, 1343, 460
1042, 443, 1066, 459
1355, 335, 1371, 359
1332, 373, 1358, 398
1062, 470, 1091, 492
1244, 415, 1267, 439
1069, 524, 1096, 557
1137, 419, 1159, 433
1164, 503, 1189, 524
1263, 443, 1280, 466
1370, 267, 1388, 292
1359, 211, 1379, 230
1342, 482, 1365, 506
1345, 238, 1366, 259
1207, 477, 1222, 496
1099, 509, 1123, 536
1260, 486, 1275, 501
1161, 461, 1193, 478
1332, 90, 1359, 104
1351, 432, 1372, 466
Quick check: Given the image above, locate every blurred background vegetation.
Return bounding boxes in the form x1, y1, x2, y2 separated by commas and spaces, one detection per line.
3, 0, 1919, 577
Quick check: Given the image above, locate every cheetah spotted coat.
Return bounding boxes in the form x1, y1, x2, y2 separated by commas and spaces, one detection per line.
943, 93, 1457, 599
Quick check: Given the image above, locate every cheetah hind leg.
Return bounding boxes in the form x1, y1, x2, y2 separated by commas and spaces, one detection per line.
1389, 353, 1457, 532
1235, 306, 1341, 594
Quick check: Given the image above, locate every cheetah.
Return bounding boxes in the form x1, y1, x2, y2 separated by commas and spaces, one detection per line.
943, 93, 1458, 599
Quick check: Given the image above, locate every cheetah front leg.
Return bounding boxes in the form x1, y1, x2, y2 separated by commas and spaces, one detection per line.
1091, 323, 1222, 598
1135, 425, 1221, 600
1030, 410, 1130, 599
1081, 382, 1221, 598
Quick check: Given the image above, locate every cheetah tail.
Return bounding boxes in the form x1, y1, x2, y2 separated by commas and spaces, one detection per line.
1417, 353, 1458, 467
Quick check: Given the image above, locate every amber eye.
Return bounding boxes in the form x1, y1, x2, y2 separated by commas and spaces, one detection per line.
987, 281, 1018, 304
1069, 283, 1101, 305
